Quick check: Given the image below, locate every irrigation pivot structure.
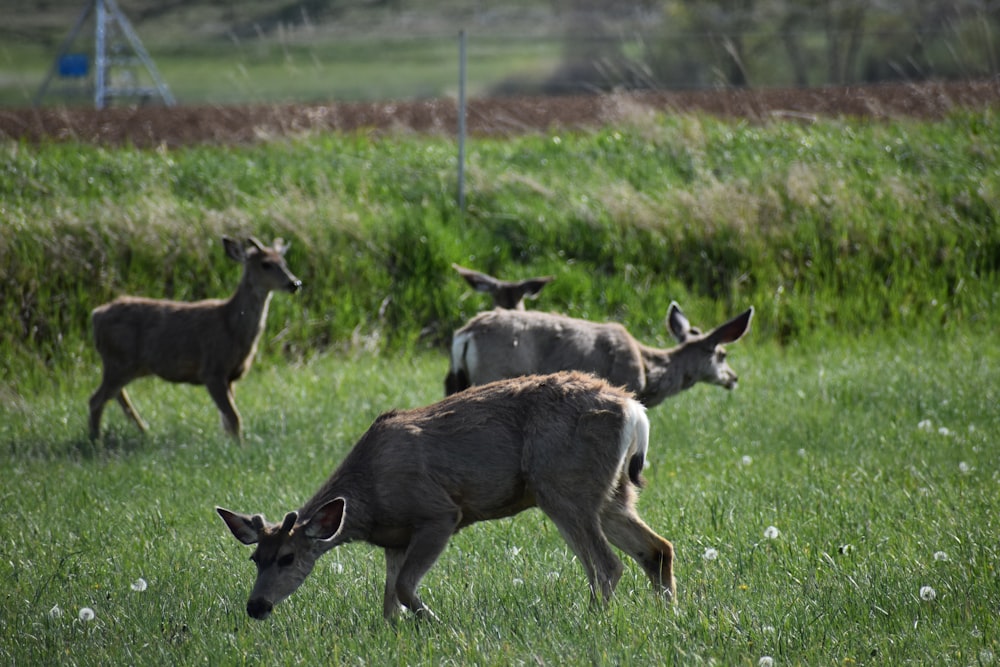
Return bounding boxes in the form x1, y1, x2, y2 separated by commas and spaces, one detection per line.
34, 0, 175, 109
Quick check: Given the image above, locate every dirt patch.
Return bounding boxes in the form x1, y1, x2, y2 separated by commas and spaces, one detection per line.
1, 80, 997, 148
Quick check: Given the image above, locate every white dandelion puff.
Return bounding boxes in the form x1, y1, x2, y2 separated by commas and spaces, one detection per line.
741, 455, 753, 466
937, 426, 951, 436
917, 419, 933, 431
933, 551, 949, 562
130, 577, 148, 592
78, 607, 96, 622
958, 462, 970, 474
702, 547, 719, 561
797, 448, 806, 458
764, 526, 780, 540
919, 586, 937, 601
758, 656, 774, 667
48, 604, 63, 619
512, 578, 524, 586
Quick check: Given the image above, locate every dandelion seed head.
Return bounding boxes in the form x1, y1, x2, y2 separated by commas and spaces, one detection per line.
758, 656, 774, 667
741, 455, 753, 466
130, 577, 148, 592
933, 551, 949, 562
937, 426, 951, 436
78, 607, 96, 622
702, 547, 719, 561
764, 526, 780, 540
919, 585, 937, 601
917, 419, 933, 431
49, 604, 63, 619
958, 461, 970, 474
797, 448, 806, 457
512, 578, 524, 586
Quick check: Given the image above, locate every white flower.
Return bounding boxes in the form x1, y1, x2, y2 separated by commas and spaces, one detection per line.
48, 604, 63, 619
512, 578, 524, 586
937, 426, 951, 436
130, 577, 148, 592
797, 448, 806, 458
702, 547, 719, 561
741, 455, 753, 466
933, 551, 949, 562
758, 656, 774, 667
509, 546, 522, 558
918, 419, 933, 431
78, 607, 96, 622
919, 586, 937, 601
764, 526, 780, 540
958, 462, 970, 474
762, 625, 776, 634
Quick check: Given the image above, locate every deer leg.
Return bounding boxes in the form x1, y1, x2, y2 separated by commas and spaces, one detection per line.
394, 513, 460, 620
115, 388, 149, 433
600, 480, 676, 601
383, 548, 406, 620
89, 368, 144, 439
206, 379, 242, 440
536, 493, 623, 604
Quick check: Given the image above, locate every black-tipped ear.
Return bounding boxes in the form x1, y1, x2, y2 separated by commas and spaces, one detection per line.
217, 507, 263, 545
708, 306, 754, 345
303, 498, 346, 541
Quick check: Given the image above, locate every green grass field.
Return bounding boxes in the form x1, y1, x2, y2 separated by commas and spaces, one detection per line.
1, 107, 999, 663
2, 338, 998, 664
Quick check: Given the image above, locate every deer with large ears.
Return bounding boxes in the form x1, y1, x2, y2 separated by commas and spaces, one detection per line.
217, 371, 675, 622
88, 235, 301, 441
452, 263, 555, 311
446, 301, 753, 407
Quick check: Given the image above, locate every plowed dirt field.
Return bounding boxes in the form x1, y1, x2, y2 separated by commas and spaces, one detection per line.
2, 80, 997, 147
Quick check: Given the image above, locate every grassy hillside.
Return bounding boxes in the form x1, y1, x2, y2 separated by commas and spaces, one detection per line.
2, 108, 998, 389
1, 109, 998, 665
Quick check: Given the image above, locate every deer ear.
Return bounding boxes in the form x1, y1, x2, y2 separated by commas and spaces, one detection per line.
303, 498, 346, 542
217, 507, 262, 545
222, 236, 246, 263
666, 302, 692, 342
707, 306, 754, 345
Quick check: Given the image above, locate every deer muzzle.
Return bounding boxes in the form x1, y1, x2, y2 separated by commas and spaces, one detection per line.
247, 597, 274, 620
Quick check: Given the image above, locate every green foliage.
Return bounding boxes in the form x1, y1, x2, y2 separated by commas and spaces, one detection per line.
5, 109, 999, 383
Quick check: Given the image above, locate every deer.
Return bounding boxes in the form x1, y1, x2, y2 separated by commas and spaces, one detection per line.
445, 301, 753, 407
217, 371, 675, 622
452, 263, 555, 311
88, 235, 301, 441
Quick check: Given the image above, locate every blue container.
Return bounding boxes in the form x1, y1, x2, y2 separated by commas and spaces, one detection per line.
58, 54, 89, 78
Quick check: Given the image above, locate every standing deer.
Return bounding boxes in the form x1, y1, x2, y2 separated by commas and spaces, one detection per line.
88, 236, 301, 441
446, 302, 753, 407
217, 371, 675, 621
452, 263, 555, 310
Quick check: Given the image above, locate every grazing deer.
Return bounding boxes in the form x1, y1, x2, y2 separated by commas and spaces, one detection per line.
88, 236, 301, 441
452, 263, 554, 310
217, 371, 675, 621
446, 302, 753, 407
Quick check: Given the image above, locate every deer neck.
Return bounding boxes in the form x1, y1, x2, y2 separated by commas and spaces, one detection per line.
637, 345, 688, 407
225, 276, 273, 350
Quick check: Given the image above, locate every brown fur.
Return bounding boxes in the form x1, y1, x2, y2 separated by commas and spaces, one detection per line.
217, 371, 675, 621
446, 301, 753, 407
88, 236, 300, 441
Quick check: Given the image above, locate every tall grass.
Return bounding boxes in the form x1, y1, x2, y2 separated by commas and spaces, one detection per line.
2, 109, 998, 387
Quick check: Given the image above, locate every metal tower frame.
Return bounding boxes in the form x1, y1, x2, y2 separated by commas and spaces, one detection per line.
34, 0, 175, 109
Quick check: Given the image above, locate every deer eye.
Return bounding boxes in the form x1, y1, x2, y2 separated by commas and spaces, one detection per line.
277, 553, 295, 568
717, 349, 727, 360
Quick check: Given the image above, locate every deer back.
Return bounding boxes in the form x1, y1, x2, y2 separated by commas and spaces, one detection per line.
451, 309, 647, 393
